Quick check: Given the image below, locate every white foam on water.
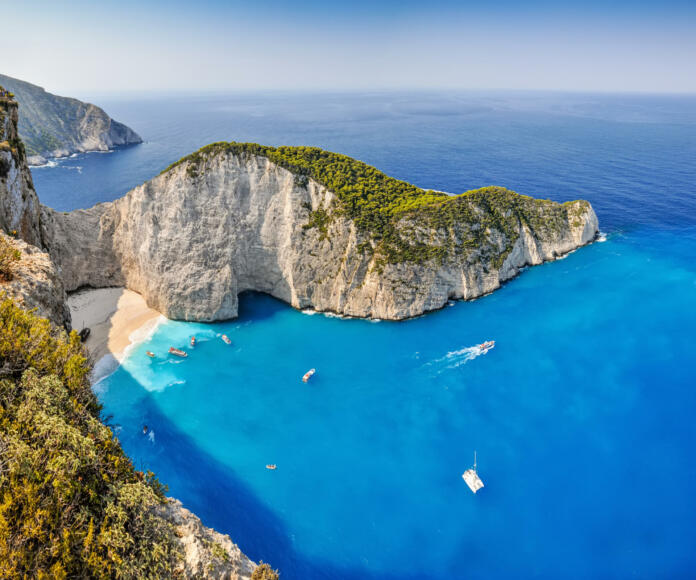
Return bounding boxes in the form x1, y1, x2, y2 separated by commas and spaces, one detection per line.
92, 315, 168, 389
597, 231, 608, 242
31, 159, 59, 168
91, 354, 121, 387
427, 343, 494, 372
301, 309, 318, 316
323, 312, 346, 319
147, 431, 155, 444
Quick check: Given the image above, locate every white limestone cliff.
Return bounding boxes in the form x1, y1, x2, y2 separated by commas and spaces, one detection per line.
0, 98, 43, 247
42, 150, 598, 321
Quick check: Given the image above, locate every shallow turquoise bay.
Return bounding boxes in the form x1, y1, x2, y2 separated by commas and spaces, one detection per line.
35, 92, 696, 577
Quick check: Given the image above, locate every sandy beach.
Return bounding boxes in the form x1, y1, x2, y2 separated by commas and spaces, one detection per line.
68, 287, 162, 363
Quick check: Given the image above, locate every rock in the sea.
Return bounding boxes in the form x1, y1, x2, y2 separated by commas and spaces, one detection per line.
43, 143, 599, 321
0, 73, 142, 163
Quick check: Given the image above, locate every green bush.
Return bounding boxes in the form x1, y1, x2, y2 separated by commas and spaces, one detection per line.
252, 561, 280, 580
0, 297, 181, 578
0, 236, 21, 282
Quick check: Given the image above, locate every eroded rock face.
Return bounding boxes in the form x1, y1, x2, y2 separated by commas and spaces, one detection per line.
0, 233, 70, 328
44, 151, 599, 321
0, 99, 43, 247
161, 499, 256, 580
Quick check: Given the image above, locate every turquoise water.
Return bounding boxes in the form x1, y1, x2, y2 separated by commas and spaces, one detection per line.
33, 92, 696, 577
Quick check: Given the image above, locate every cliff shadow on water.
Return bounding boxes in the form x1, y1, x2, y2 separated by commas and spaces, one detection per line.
110, 374, 426, 580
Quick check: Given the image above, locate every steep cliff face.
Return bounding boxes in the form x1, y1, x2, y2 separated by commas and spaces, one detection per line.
0, 232, 70, 328
44, 146, 598, 321
0, 74, 142, 165
0, 95, 43, 247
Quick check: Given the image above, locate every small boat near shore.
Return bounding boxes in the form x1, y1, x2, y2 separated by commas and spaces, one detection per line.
221, 334, 232, 345
462, 451, 484, 494
266, 464, 277, 470
190, 336, 196, 347
302, 368, 316, 383
169, 347, 188, 358
146, 351, 156, 358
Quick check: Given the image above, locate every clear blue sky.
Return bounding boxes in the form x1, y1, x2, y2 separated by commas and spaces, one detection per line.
2, 0, 695, 94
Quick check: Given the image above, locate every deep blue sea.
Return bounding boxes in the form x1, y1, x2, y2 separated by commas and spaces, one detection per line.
33, 92, 696, 578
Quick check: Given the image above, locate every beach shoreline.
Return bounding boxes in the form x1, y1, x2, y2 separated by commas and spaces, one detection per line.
68, 288, 163, 377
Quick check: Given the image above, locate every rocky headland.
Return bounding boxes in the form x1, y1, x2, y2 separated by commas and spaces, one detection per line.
0, 73, 142, 165
41, 142, 598, 322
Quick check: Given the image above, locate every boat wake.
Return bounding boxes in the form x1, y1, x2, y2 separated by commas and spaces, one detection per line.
427, 343, 494, 372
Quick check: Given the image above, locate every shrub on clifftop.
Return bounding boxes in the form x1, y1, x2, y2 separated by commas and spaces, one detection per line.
0, 235, 21, 282
0, 297, 181, 578
251, 562, 280, 580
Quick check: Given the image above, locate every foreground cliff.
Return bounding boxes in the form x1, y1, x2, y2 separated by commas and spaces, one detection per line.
1, 90, 264, 579
0, 296, 260, 579
0, 74, 142, 165
0, 92, 43, 246
43, 142, 598, 321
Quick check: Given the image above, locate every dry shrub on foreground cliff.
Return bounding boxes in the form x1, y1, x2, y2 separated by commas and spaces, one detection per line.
252, 562, 280, 579
0, 297, 182, 578
0, 234, 21, 282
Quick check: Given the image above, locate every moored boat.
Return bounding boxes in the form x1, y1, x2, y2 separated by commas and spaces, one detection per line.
302, 368, 316, 383
266, 464, 277, 470
169, 347, 188, 358
146, 351, 156, 358
462, 451, 484, 494
221, 334, 232, 345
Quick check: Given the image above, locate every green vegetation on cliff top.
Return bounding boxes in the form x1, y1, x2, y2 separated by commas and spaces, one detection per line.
0, 297, 279, 578
0, 298, 182, 578
163, 142, 589, 265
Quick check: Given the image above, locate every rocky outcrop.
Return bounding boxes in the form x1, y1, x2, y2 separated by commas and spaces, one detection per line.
0, 74, 142, 165
0, 232, 70, 328
0, 95, 43, 247
43, 148, 598, 321
161, 499, 256, 579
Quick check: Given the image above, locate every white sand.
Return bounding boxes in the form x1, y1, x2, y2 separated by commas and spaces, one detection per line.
68, 288, 162, 363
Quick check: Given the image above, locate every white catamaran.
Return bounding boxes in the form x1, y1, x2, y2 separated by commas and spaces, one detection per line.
462, 451, 484, 494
